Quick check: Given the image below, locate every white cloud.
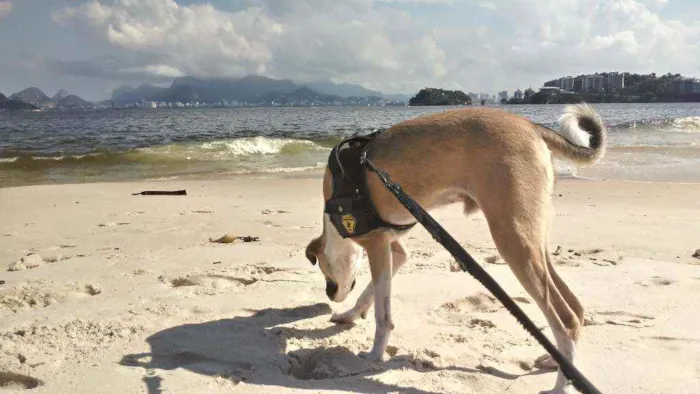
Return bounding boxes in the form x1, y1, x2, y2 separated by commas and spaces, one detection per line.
436, 0, 700, 92
52, 0, 447, 93
639, 0, 669, 7
124, 64, 185, 78
49, 0, 700, 94
0, 1, 12, 20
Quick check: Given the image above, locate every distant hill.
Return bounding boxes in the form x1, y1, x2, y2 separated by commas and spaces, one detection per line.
304, 80, 409, 102
56, 94, 94, 109
8, 87, 93, 109
10, 87, 51, 107
0, 92, 39, 110
409, 88, 472, 106
51, 89, 69, 102
156, 75, 299, 102
250, 86, 338, 105
111, 84, 168, 102
105, 75, 407, 104
151, 86, 202, 103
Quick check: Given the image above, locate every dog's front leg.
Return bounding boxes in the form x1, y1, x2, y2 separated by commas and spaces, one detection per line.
331, 240, 407, 324
358, 239, 393, 362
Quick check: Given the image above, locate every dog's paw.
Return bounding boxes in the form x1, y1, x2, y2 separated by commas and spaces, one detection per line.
534, 354, 558, 370
330, 307, 367, 324
330, 313, 355, 325
358, 350, 385, 362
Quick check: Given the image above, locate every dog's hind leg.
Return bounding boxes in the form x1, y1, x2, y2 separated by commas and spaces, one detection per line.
546, 247, 585, 325
331, 239, 407, 324
534, 240, 587, 371
481, 192, 582, 393
490, 226, 581, 393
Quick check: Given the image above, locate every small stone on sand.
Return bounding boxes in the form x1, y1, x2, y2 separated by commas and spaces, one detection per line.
261, 209, 290, 215
8, 254, 44, 271
484, 255, 504, 264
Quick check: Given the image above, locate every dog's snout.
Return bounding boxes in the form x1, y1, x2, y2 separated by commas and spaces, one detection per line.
325, 279, 339, 299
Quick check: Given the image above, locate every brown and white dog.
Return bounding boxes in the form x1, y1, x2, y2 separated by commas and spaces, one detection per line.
305, 104, 606, 394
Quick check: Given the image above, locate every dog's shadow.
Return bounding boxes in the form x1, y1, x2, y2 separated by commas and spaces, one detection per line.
120, 303, 545, 393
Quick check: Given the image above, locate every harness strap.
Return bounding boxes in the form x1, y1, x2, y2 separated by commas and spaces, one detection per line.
324, 131, 416, 238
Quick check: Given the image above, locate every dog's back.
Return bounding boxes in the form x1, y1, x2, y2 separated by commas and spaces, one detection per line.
361, 104, 606, 226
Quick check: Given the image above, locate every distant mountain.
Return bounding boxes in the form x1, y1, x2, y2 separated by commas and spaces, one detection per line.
150, 85, 202, 103
304, 81, 382, 98
51, 89, 69, 102
0, 92, 39, 110
8, 87, 93, 109
304, 80, 409, 102
56, 94, 94, 109
251, 86, 338, 104
109, 75, 405, 104
157, 75, 300, 102
111, 84, 168, 102
10, 87, 51, 107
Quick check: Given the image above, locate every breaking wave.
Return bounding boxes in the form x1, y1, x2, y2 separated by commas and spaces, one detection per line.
198, 137, 327, 156
0, 137, 331, 171
609, 116, 700, 133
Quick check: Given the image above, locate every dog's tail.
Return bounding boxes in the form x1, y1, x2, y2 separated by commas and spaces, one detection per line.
535, 103, 607, 164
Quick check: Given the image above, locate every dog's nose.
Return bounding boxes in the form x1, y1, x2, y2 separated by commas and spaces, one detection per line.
325, 279, 338, 299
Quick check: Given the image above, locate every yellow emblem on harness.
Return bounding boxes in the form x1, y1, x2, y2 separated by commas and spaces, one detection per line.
341, 214, 357, 234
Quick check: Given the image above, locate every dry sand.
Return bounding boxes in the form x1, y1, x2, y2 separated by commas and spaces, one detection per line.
1, 173, 699, 393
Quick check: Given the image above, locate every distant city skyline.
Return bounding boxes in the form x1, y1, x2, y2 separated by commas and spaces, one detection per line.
1, 0, 699, 101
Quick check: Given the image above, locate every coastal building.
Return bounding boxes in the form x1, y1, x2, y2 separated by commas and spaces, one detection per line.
514, 89, 523, 100
583, 74, 604, 92
607, 72, 625, 91
498, 90, 508, 101
558, 76, 575, 92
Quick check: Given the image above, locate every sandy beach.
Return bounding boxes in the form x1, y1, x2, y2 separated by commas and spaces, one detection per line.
1, 173, 699, 393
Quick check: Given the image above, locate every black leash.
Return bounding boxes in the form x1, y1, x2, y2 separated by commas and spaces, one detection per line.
360, 153, 602, 394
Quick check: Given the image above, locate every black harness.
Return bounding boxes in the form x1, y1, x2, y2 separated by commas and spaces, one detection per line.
324, 131, 416, 238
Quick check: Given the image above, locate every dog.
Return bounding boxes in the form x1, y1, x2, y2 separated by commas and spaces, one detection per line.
305, 103, 606, 394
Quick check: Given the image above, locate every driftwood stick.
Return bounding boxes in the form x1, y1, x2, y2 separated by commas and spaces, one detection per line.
132, 190, 187, 196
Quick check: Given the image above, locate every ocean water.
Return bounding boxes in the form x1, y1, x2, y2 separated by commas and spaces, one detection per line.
1, 103, 699, 187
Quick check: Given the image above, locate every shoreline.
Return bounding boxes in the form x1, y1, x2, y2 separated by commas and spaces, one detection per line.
3, 166, 700, 190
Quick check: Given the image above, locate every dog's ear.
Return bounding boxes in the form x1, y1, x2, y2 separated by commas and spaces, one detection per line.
305, 237, 322, 265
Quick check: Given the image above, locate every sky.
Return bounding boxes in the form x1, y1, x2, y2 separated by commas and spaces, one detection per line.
0, 0, 699, 101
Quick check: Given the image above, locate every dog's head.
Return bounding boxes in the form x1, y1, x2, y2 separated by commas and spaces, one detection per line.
305, 168, 363, 302
305, 214, 363, 303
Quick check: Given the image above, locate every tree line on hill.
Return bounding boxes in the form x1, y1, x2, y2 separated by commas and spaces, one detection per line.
408, 88, 472, 106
